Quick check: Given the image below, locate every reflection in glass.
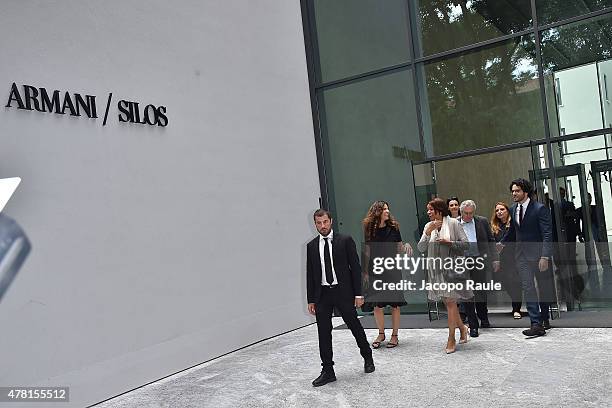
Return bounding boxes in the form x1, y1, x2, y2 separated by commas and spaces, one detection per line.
554, 135, 612, 245
541, 15, 612, 136
419, 35, 544, 156
536, 134, 612, 307
312, 0, 411, 83
536, 0, 612, 26
413, 0, 532, 57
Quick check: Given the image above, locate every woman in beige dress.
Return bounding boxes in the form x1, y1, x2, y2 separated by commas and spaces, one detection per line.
417, 198, 472, 353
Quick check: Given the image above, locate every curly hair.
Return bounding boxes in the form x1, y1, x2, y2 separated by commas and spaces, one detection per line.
490, 202, 511, 235
509, 178, 533, 196
428, 197, 450, 217
362, 200, 400, 242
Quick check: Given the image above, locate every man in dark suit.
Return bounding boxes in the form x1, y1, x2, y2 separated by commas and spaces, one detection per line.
501, 178, 553, 337
307, 209, 374, 387
458, 200, 498, 338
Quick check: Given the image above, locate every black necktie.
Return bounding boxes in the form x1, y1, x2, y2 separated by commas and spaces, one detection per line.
519, 204, 524, 225
323, 237, 334, 285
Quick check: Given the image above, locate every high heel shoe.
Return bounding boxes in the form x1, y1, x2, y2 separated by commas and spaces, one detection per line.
386, 333, 399, 348
459, 325, 469, 344
445, 338, 456, 354
371, 331, 385, 349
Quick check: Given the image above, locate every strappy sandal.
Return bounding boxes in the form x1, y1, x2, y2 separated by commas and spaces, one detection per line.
371, 332, 385, 349
386, 333, 399, 348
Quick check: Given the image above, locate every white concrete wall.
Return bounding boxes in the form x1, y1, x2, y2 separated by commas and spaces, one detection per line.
0, 1, 319, 406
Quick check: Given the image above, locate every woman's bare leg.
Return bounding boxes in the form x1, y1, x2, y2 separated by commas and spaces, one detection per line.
444, 299, 458, 353
372, 306, 386, 347
388, 306, 401, 346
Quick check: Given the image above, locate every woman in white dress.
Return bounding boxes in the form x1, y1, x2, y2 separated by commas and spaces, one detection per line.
417, 198, 472, 353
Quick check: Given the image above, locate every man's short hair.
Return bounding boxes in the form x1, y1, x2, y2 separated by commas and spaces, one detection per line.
460, 200, 476, 212
509, 178, 533, 195
313, 209, 332, 220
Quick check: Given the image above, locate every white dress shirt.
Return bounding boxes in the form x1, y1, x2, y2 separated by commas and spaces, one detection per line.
460, 217, 479, 256
319, 230, 338, 286
516, 197, 530, 225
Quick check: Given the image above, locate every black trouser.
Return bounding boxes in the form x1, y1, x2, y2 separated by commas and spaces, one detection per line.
462, 265, 489, 330
315, 286, 371, 371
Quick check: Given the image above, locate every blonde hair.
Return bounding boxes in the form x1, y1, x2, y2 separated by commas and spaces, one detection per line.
490, 201, 511, 235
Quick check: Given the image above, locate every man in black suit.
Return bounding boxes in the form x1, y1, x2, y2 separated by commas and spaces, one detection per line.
458, 200, 498, 338
500, 178, 553, 337
307, 209, 374, 387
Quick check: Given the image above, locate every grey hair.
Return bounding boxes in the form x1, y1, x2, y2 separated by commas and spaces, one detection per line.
460, 200, 476, 212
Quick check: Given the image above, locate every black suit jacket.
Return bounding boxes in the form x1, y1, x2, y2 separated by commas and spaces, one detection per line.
504, 200, 553, 261
306, 232, 362, 304
472, 215, 497, 262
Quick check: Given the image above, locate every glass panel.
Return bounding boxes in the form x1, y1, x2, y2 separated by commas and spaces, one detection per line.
541, 15, 612, 136
312, 0, 411, 83
587, 156, 612, 304
319, 69, 424, 311
536, 0, 612, 26
413, 0, 532, 57
418, 35, 545, 156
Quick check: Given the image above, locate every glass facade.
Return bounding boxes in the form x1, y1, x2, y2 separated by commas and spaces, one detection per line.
536, 0, 612, 26
303, 1, 612, 313
413, 0, 532, 57
419, 35, 544, 155
311, 0, 411, 83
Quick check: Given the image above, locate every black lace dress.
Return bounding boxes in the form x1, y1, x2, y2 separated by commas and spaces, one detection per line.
365, 225, 407, 308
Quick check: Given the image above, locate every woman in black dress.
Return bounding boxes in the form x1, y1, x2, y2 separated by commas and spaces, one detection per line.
491, 201, 523, 318
447, 196, 461, 219
363, 201, 412, 349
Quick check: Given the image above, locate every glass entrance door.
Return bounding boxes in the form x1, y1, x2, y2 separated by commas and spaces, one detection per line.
529, 163, 589, 312
587, 159, 612, 301
530, 157, 612, 310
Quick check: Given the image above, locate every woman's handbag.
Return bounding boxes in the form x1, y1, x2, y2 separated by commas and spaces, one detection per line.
442, 262, 471, 282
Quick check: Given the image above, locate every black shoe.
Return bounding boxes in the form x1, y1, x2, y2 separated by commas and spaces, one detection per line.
469, 328, 479, 338
542, 320, 551, 330
522, 324, 546, 337
364, 357, 375, 373
480, 320, 491, 328
312, 370, 336, 387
